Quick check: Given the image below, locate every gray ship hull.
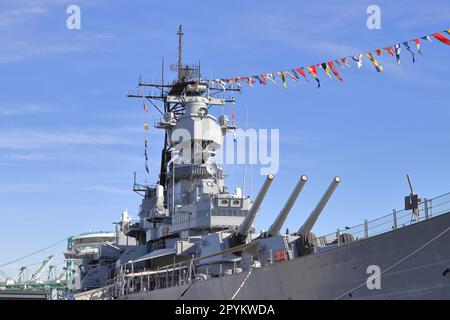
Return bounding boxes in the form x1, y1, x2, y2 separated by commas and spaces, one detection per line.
119, 211, 450, 300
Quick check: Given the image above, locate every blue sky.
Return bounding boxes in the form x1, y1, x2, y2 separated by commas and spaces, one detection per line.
0, 0, 449, 277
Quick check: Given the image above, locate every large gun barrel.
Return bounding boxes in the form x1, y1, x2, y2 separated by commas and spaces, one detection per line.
296, 176, 341, 236
237, 174, 274, 237
267, 175, 308, 237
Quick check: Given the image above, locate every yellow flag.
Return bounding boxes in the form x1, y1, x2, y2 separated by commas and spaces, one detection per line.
144, 122, 150, 130
277, 71, 287, 88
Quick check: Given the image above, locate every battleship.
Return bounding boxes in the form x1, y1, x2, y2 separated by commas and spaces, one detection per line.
66, 26, 450, 300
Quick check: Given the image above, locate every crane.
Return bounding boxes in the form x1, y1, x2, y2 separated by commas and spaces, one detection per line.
17, 266, 28, 284
28, 255, 54, 283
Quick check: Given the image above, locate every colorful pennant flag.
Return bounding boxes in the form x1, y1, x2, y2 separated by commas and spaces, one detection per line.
306, 66, 320, 88
295, 68, 308, 81
384, 46, 395, 56
320, 63, 332, 78
261, 74, 267, 85
267, 73, 277, 84
144, 122, 150, 130
285, 70, 298, 81
414, 39, 422, 55
234, 79, 242, 90
327, 61, 343, 81
341, 58, 350, 67
277, 71, 287, 88
432, 32, 450, 45
290, 69, 300, 79
352, 55, 363, 68
215, 79, 226, 90
365, 53, 383, 72
143, 102, 149, 112
403, 42, 416, 63
212, 28, 448, 91
394, 44, 401, 64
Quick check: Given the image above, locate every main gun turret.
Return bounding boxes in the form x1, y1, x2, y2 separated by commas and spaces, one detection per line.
229, 174, 274, 247
294, 176, 341, 256
266, 175, 308, 237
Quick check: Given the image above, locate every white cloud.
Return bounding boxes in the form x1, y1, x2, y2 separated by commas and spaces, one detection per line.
0, 104, 55, 116
0, 129, 139, 149
83, 185, 131, 195
0, 5, 47, 28
2, 152, 48, 161
0, 36, 97, 64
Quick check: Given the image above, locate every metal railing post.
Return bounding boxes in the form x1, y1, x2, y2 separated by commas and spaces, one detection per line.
392, 209, 398, 230
424, 198, 429, 220
171, 258, 175, 287
156, 267, 159, 289
337, 229, 341, 246
166, 266, 169, 288
364, 219, 369, 238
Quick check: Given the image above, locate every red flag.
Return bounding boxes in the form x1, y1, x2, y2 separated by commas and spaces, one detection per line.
306, 66, 320, 88
432, 32, 450, 45
327, 61, 343, 82
375, 49, 383, 56
295, 68, 308, 82
414, 39, 422, 55
383, 46, 395, 56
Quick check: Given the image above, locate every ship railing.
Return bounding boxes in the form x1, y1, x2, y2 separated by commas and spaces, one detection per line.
76, 231, 114, 236
108, 254, 263, 298
123, 220, 151, 232
108, 244, 269, 297
314, 192, 450, 248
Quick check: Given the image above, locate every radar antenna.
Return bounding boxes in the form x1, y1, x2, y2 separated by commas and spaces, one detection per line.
405, 174, 421, 222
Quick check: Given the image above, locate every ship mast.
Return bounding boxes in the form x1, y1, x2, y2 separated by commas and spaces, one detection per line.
127, 25, 238, 200
177, 25, 183, 81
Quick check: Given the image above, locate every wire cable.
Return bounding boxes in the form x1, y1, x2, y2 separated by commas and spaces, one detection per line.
0, 238, 67, 268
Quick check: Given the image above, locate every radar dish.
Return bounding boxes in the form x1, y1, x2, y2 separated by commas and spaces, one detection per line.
206, 163, 218, 175
198, 107, 208, 117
